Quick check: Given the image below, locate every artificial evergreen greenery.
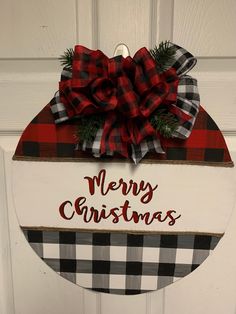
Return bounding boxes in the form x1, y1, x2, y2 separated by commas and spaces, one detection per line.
76, 114, 105, 143
150, 41, 176, 73
150, 108, 179, 138
59, 48, 74, 69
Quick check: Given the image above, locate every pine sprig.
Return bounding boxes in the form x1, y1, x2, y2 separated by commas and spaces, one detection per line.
59, 48, 74, 69
150, 41, 176, 73
76, 114, 105, 143
150, 108, 179, 138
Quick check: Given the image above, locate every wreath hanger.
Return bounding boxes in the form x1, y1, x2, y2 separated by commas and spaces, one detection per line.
113, 43, 130, 57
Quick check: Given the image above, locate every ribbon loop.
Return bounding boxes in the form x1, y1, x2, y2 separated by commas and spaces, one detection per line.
169, 43, 197, 76
133, 47, 163, 94
90, 77, 117, 109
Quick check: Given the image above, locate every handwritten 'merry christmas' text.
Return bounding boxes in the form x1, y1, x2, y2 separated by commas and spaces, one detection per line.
59, 169, 181, 226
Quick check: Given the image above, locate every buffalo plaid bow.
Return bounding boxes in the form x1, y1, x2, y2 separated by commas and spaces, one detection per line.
51, 44, 200, 163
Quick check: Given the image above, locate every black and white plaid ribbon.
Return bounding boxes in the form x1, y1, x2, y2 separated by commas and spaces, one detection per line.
50, 68, 72, 124
130, 44, 200, 163
50, 44, 200, 163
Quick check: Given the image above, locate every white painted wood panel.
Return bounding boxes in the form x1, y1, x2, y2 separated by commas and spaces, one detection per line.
100, 293, 147, 314
0, 0, 76, 58
97, 0, 151, 56
0, 73, 58, 132
194, 71, 236, 132
173, 0, 236, 57
148, 291, 165, 314
77, 0, 94, 48
157, 0, 174, 43
82, 289, 101, 314
12, 161, 235, 234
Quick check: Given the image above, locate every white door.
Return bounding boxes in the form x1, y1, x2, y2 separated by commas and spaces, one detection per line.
1, 1, 236, 313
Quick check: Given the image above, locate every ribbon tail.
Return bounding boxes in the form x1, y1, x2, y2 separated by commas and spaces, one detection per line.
77, 127, 115, 157
101, 113, 129, 157
50, 91, 69, 124
75, 128, 102, 157
172, 75, 200, 139
91, 128, 103, 157
129, 118, 157, 145
131, 137, 164, 164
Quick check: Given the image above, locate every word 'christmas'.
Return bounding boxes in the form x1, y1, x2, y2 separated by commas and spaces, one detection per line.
58, 169, 181, 226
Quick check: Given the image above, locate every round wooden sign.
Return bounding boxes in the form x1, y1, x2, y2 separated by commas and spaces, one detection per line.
12, 107, 235, 295
12, 42, 235, 295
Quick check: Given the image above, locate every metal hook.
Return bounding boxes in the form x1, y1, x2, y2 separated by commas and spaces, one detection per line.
113, 43, 130, 57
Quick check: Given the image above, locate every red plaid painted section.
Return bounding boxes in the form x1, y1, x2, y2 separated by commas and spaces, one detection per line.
14, 104, 232, 164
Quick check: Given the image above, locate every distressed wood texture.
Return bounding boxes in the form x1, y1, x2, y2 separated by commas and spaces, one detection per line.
173, 0, 236, 56
0, 0, 76, 58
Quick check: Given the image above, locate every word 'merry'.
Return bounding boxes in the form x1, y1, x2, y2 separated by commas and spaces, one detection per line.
84, 169, 158, 204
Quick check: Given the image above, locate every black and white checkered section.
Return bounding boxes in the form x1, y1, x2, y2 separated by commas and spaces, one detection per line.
23, 229, 221, 295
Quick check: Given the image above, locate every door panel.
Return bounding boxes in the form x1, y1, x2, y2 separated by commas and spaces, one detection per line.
1, 1, 236, 313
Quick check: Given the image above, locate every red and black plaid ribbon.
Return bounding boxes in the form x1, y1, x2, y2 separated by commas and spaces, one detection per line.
58, 46, 189, 158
